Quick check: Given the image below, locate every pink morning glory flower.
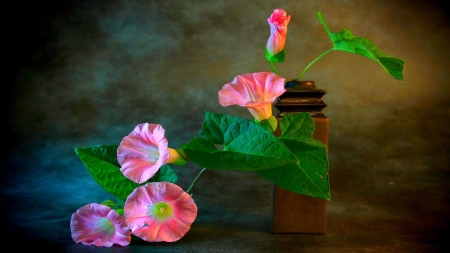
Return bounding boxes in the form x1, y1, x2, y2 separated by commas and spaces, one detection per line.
117, 123, 186, 184
218, 72, 286, 121
70, 203, 131, 247
266, 8, 291, 58
124, 182, 198, 242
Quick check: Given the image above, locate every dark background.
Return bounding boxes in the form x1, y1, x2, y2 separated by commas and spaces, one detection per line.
3, 0, 449, 252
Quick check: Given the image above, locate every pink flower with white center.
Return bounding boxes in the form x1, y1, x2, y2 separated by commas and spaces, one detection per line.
70, 203, 131, 247
266, 8, 291, 58
124, 182, 198, 242
218, 72, 286, 121
117, 123, 186, 184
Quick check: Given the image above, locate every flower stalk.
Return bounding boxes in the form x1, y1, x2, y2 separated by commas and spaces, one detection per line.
270, 61, 279, 75
186, 167, 207, 195
297, 48, 333, 80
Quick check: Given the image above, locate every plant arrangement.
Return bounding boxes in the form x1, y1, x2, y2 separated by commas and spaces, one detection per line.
70, 9, 405, 247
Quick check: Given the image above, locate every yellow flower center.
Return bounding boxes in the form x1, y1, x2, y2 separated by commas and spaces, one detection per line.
151, 202, 173, 220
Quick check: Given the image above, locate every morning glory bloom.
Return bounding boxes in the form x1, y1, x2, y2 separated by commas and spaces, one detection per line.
117, 123, 186, 184
70, 203, 131, 247
124, 182, 198, 242
218, 72, 286, 122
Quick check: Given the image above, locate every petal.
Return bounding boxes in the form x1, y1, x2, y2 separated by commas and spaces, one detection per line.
170, 193, 198, 226
157, 218, 190, 242
131, 220, 161, 242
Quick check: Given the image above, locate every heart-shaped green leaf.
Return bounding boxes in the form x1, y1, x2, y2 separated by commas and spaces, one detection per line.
183, 111, 298, 171
317, 11, 405, 81
256, 113, 330, 200
75, 145, 178, 201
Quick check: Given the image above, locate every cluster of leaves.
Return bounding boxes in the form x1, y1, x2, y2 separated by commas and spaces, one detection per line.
76, 111, 330, 202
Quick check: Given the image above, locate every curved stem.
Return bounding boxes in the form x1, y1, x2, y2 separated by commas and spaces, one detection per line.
270, 61, 279, 75
186, 167, 207, 195
297, 48, 334, 80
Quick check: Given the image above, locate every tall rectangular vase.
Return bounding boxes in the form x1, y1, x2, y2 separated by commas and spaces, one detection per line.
271, 80, 329, 234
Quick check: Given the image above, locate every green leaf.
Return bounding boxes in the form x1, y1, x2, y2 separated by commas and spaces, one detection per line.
256, 113, 330, 200
149, 164, 179, 183
183, 111, 298, 171
256, 138, 330, 200
266, 49, 286, 63
279, 112, 315, 139
317, 11, 405, 81
75, 145, 178, 201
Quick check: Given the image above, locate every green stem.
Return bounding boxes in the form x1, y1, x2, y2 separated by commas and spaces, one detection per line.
186, 167, 207, 195
270, 61, 279, 75
297, 48, 334, 80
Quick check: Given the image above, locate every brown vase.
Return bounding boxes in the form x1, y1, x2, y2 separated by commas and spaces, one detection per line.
271, 80, 329, 234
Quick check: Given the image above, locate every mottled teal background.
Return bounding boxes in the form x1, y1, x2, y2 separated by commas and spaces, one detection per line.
4, 0, 450, 252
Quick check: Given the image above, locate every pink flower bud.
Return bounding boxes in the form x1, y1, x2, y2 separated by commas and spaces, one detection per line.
266, 9, 291, 57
